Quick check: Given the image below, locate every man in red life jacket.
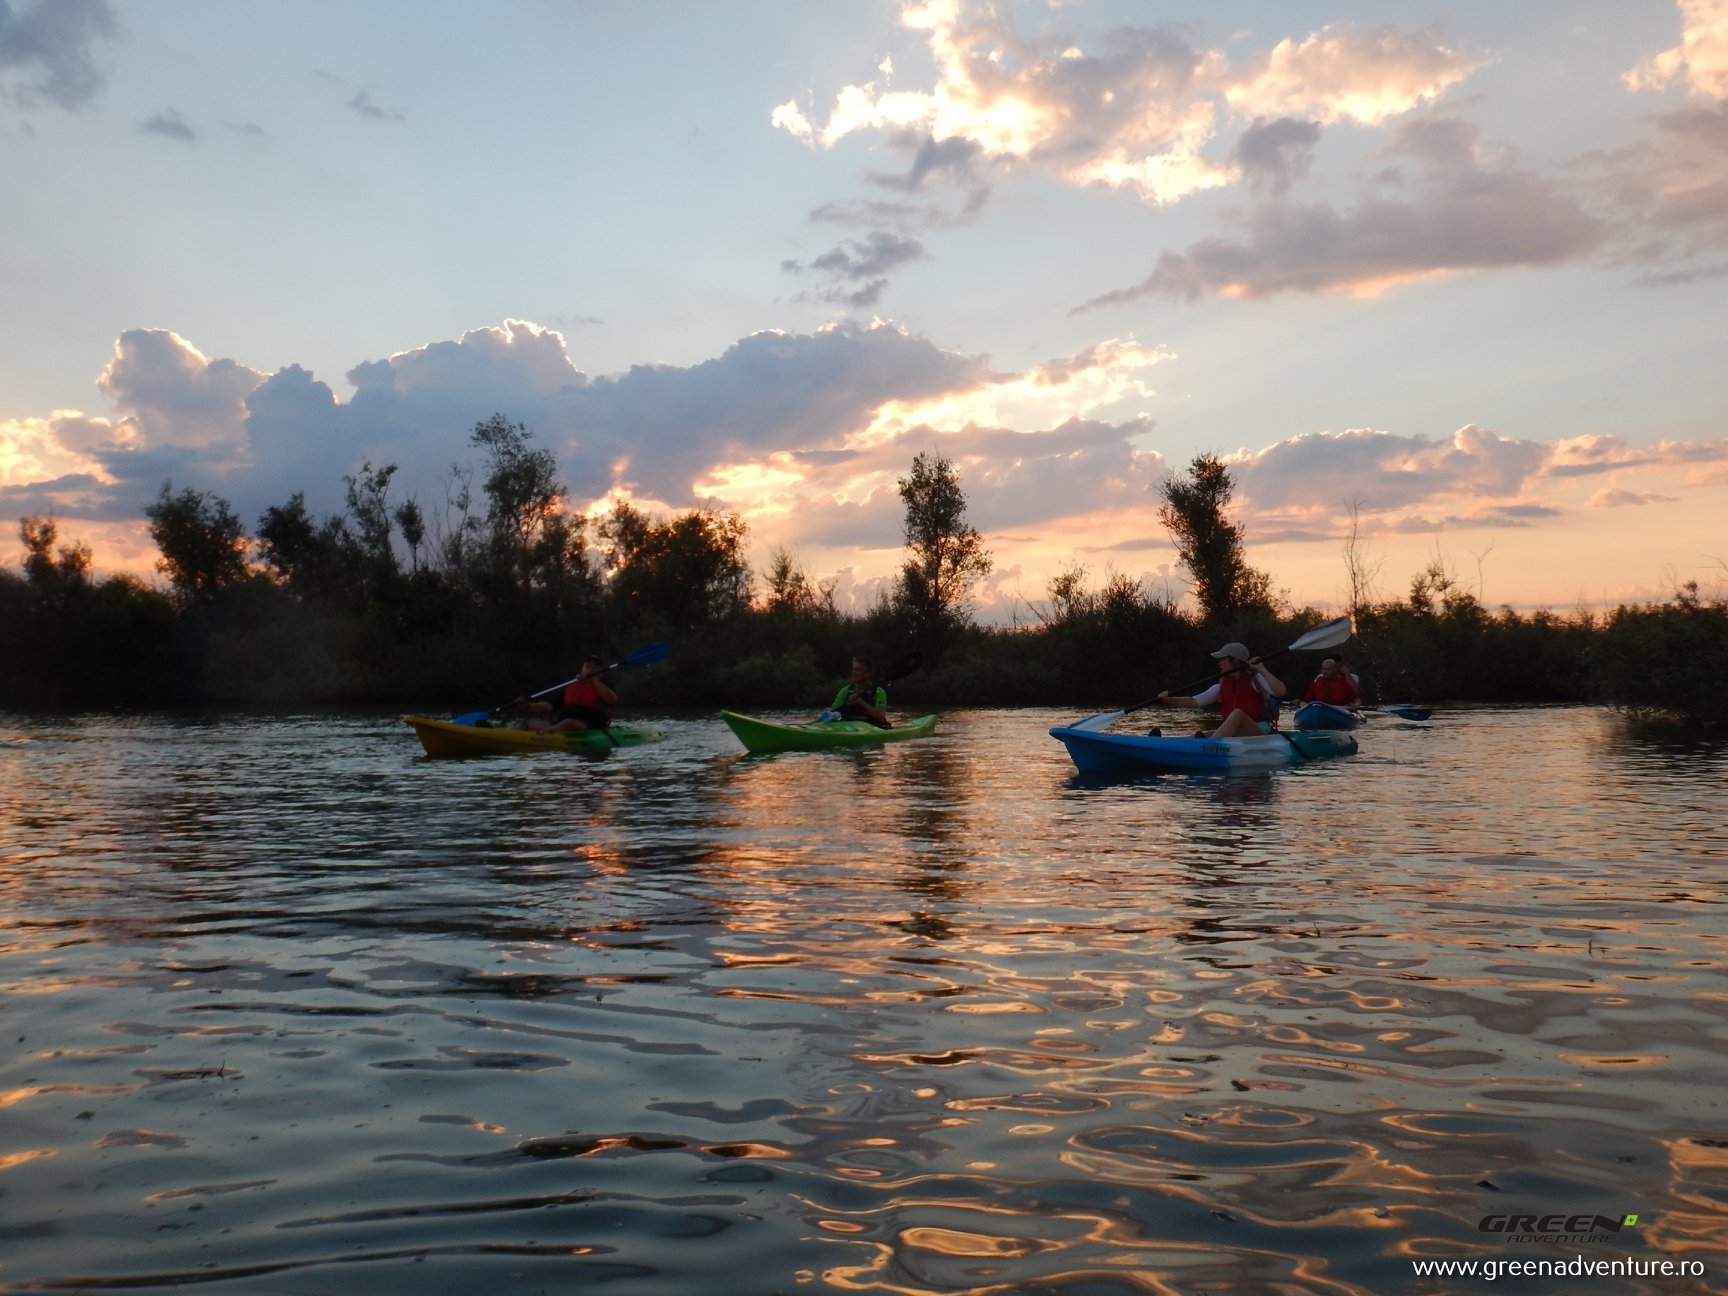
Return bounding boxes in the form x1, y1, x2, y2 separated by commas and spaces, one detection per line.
1301, 656, 1361, 707
1157, 640, 1287, 738
516, 655, 619, 733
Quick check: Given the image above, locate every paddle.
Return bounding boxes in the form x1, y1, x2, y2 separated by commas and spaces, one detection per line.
1369, 703, 1433, 721
453, 640, 670, 727
1069, 615, 1354, 733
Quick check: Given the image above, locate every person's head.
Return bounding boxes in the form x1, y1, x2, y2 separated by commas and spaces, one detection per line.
581, 654, 605, 675
1210, 641, 1252, 673
1318, 656, 1345, 677
850, 656, 874, 683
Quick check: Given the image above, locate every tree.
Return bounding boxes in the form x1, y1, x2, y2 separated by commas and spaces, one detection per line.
893, 451, 992, 642
1157, 453, 1274, 623
145, 482, 250, 605
471, 414, 566, 583
601, 501, 752, 631
761, 546, 829, 618
19, 515, 92, 605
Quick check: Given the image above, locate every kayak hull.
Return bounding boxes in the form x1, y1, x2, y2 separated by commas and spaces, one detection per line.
404, 715, 666, 758
1293, 701, 1364, 731
1049, 725, 1357, 774
720, 710, 937, 754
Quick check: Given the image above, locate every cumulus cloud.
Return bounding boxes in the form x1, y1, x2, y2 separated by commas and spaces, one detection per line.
0, 0, 116, 112
775, 4, 1479, 206
1625, 0, 1728, 99
1077, 118, 1604, 307
7, 320, 1725, 609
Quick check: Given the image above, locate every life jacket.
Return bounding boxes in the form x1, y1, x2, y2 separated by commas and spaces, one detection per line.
1217, 671, 1269, 722
563, 678, 609, 712
1303, 674, 1358, 706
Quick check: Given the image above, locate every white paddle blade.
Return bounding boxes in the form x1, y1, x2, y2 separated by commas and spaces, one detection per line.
1069, 709, 1124, 733
1289, 614, 1353, 654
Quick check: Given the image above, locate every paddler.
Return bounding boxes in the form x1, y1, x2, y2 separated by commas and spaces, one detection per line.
827, 656, 891, 729
1158, 640, 1286, 738
516, 655, 618, 733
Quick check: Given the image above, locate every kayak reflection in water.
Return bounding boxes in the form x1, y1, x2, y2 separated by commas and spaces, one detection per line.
1158, 640, 1287, 738
516, 655, 618, 733
825, 656, 892, 729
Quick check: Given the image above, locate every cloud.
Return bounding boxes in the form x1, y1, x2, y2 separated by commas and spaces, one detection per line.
142, 107, 195, 142
1588, 487, 1680, 508
1590, 101, 1728, 264
1224, 23, 1480, 125
1230, 116, 1323, 196
783, 231, 931, 306
0, 0, 116, 112
1625, 0, 1728, 99
348, 90, 405, 122
7, 321, 1724, 607
775, 5, 1479, 207
1077, 118, 1604, 307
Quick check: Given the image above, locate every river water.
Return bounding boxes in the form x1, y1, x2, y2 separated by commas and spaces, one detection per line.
2, 705, 1725, 1294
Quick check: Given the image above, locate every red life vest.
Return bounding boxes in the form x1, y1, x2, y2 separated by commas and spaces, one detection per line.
1217, 671, 1268, 722
563, 678, 607, 710
1303, 674, 1358, 705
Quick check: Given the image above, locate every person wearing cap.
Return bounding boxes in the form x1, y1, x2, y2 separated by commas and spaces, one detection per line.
1158, 641, 1287, 738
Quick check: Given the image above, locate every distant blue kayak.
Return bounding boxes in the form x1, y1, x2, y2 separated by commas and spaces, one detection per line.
1294, 701, 1364, 731
1050, 725, 1357, 774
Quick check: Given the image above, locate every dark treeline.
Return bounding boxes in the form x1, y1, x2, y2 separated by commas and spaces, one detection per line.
2, 424, 1723, 729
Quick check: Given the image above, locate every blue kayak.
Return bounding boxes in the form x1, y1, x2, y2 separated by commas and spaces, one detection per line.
1294, 701, 1364, 730
1050, 725, 1357, 774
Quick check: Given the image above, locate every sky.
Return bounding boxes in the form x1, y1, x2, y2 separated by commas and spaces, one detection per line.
3, 0, 1726, 620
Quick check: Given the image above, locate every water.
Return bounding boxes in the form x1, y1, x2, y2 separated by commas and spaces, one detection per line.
2, 706, 1725, 1293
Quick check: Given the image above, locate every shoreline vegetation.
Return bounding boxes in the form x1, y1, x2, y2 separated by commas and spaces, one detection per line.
4, 417, 1723, 730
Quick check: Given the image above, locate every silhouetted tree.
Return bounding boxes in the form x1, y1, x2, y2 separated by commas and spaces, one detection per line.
145, 482, 250, 606
601, 501, 751, 632
1158, 453, 1274, 623
894, 451, 992, 644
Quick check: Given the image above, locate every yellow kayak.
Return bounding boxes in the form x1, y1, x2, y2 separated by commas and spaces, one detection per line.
404, 715, 666, 758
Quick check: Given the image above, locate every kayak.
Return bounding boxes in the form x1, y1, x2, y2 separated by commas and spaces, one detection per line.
1293, 700, 1365, 730
1049, 724, 1357, 774
719, 710, 937, 754
404, 715, 666, 758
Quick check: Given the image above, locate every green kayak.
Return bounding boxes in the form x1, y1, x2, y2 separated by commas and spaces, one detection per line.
719, 710, 938, 754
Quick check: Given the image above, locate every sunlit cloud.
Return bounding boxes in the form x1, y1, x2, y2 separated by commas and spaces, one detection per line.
1588, 487, 1680, 507
1077, 118, 1604, 307
1625, 0, 1728, 99
776, 5, 1479, 208
6, 318, 1725, 616
1225, 23, 1480, 125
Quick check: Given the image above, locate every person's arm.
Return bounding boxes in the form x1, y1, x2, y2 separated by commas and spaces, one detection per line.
1160, 682, 1221, 709
1253, 662, 1286, 698
514, 696, 554, 715
851, 687, 890, 726
586, 673, 619, 706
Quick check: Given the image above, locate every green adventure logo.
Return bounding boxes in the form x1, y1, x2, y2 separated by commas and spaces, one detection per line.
1478, 1213, 1639, 1244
